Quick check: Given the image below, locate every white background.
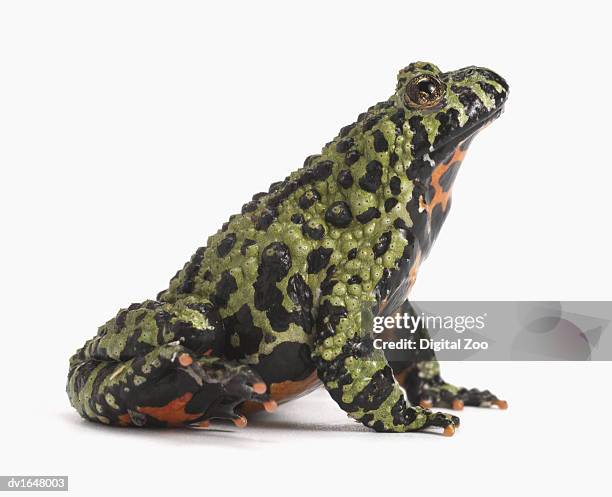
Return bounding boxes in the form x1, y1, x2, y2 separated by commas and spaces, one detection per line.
1, 1, 610, 496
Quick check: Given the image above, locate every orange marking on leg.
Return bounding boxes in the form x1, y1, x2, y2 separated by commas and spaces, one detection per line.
178, 353, 193, 367
137, 392, 201, 426
495, 399, 508, 409
407, 248, 422, 293
252, 382, 267, 394
233, 415, 248, 428
239, 371, 321, 415
117, 413, 131, 426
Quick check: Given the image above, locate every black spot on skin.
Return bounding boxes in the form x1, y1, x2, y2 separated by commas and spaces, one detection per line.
267, 179, 299, 210
267, 305, 292, 332
337, 170, 353, 189
172, 302, 224, 355
303, 154, 321, 168
241, 200, 258, 214
203, 270, 213, 281
325, 201, 353, 228
374, 267, 391, 302
384, 198, 398, 212
393, 217, 415, 245
255, 208, 276, 231
347, 248, 358, 260
302, 222, 325, 240
307, 247, 333, 274
335, 138, 354, 153
359, 160, 383, 193
316, 300, 348, 340
390, 109, 405, 130
408, 116, 430, 158
287, 274, 313, 309
390, 176, 401, 195
122, 327, 154, 359
479, 81, 505, 108
178, 246, 206, 294
268, 181, 283, 193
223, 304, 264, 358
407, 156, 433, 182
320, 277, 338, 296
363, 115, 381, 131
253, 242, 292, 311
372, 130, 388, 152
356, 207, 381, 224
313, 160, 334, 181
372, 231, 391, 258
115, 309, 128, 332
344, 150, 361, 166
253, 342, 314, 384
320, 265, 338, 296
351, 367, 395, 411
298, 189, 320, 210
212, 270, 238, 308
286, 274, 314, 332
339, 123, 355, 138
431, 109, 461, 152
217, 233, 236, 258
291, 213, 305, 224
389, 152, 399, 167
134, 312, 146, 326
240, 239, 256, 256
347, 275, 362, 285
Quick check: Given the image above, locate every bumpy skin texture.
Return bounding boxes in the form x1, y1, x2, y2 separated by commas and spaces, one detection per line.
67, 62, 508, 434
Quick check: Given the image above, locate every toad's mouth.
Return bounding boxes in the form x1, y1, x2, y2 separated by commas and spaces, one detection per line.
432, 105, 505, 155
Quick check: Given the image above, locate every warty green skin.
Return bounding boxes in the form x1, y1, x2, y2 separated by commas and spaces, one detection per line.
67, 61, 509, 433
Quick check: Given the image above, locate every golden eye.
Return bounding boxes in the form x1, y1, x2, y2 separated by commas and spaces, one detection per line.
404, 74, 445, 109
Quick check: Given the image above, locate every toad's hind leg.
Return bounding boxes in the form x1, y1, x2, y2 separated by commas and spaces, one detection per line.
67, 299, 272, 427
387, 300, 508, 410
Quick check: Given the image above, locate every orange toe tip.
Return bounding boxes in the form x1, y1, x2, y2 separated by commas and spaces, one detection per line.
198, 420, 210, 428
233, 415, 248, 428
252, 382, 267, 394
443, 425, 456, 437
420, 400, 433, 409
495, 400, 508, 410
178, 353, 193, 367
263, 400, 278, 413
452, 399, 465, 411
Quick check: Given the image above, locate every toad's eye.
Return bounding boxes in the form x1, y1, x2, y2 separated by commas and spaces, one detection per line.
404, 75, 445, 109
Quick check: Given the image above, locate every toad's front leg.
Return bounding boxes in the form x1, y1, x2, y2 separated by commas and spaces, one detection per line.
390, 300, 508, 411
312, 291, 459, 435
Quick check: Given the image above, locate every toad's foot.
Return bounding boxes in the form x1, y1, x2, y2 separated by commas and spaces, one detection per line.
423, 410, 461, 437
415, 381, 508, 411
69, 342, 275, 428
